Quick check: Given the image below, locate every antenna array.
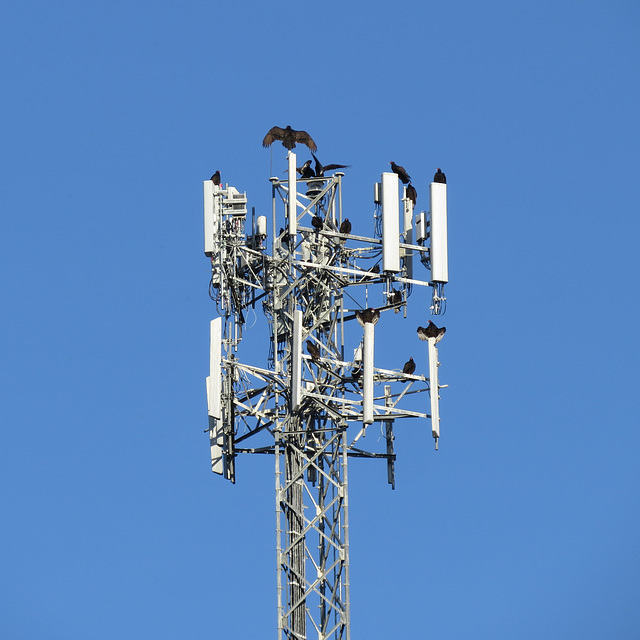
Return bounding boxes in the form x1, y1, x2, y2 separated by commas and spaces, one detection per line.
204, 152, 449, 640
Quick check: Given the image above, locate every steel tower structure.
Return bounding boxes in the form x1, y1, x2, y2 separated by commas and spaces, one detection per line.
204, 151, 449, 640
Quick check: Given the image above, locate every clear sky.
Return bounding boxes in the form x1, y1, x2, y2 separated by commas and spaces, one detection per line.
2, 1, 639, 638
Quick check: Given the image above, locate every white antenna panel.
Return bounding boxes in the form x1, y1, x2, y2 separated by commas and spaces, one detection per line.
203, 180, 219, 256
429, 182, 448, 283
415, 212, 428, 243
381, 172, 400, 273
209, 317, 222, 419
402, 194, 413, 279
256, 215, 267, 237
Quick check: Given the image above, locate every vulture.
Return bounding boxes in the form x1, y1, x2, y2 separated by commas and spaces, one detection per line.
402, 357, 416, 376
262, 125, 317, 152
417, 321, 446, 344
433, 168, 447, 184
355, 308, 380, 327
311, 152, 350, 177
210, 170, 221, 185
311, 216, 324, 231
390, 161, 411, 184
297, 160, 315, 179
406, 183, 417, 206
389, 288, 402, 309
339, 218, 352, 235
306, 340, 321, 360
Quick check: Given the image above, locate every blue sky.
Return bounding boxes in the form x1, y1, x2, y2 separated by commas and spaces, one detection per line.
2, 1, 639, 638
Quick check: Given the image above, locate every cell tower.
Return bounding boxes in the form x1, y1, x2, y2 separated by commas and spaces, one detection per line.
203, 151, 449, 640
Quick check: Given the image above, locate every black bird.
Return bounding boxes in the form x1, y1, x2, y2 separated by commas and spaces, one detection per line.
406, 183, 417, 207
433, 168, 446, 184
417, 320, 446, 344
311, 152, 350, 177
306, 340, 321, 360
311, 216, 324, 231
369, 264, 380, 274
402, 357, 416, 376
339, 218, 352, 235
355, 308, 380, 327
390, 161, 411, 184
262, 125, 317, 152
297, 160, 315, 179
210, 170, 221, 185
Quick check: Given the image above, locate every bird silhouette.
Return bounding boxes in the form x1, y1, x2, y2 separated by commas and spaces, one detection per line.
402, 357, 416, 376
406, 183, 417, 206
311, 216, 324, 231
210, 170, 221, 185
311, 152, 349, 177
355, 308, 380, 327
417, 321, 446, 344
297, 160, 315, 179
306, 340, 321, 360
390, 161, 411, 184
433, 168, 446, 184
262, 125, 317, 152
339, 218, 352, 235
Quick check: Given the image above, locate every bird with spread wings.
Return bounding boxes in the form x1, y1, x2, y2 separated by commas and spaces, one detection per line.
262, 125, 317, 152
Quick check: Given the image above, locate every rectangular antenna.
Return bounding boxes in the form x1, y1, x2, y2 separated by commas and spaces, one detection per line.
402, 190, 414, 279
381, 172, 400, 272
203, 180, 217, 256
415, 211, 428, 243
363, 322, 374, 425
288, 151, 297, 238
209, 317, 222, 419
291, 310, 302, 412
429, 182, 448, 283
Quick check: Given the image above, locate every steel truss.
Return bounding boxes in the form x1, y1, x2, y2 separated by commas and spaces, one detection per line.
204, 152, 445, 640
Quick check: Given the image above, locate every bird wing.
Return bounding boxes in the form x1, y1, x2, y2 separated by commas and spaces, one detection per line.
262, 126, 285, 148
293, 129, 317, 152
417, 326, 428, 340
323, 163, 350, 172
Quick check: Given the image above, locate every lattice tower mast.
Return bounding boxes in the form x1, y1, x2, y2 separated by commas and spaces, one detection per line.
203, 151, 449, 640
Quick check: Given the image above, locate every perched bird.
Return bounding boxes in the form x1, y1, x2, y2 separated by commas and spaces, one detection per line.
406, 183, 417, 207
355, 308, 380, 327
368, 264, 380, 274
210, 170, 221, 185
390, 161, 411, 184
311, 152, 350, 177
402, 357, 416, 376
262, 125, 317, 152
311, 216, 324, 231
433, 168, 446, 184
339, 218, 352, 235
306, 340, 321, 360
417, 320, 446, 344
297, 160, 315, 179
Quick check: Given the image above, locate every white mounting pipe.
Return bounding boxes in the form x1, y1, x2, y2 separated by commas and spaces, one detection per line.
288, 151, 297, 238
363, 322, 374, 425
428, 336, 440, 440
291, 309, 302, 412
